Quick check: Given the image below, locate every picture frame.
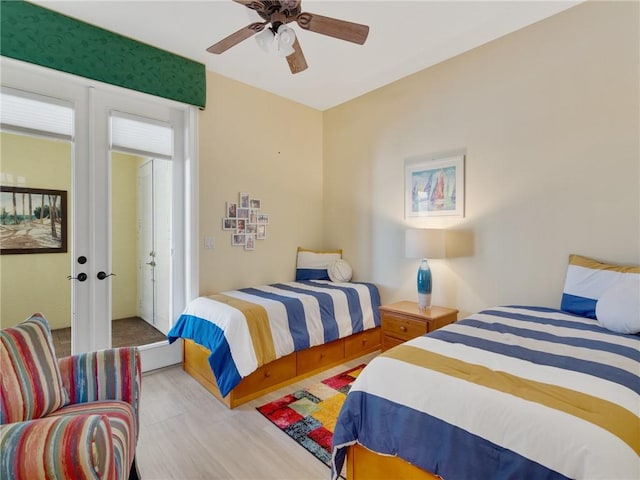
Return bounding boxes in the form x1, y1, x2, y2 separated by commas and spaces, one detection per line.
232, 233, 245, 246
0, 186, 68, 254
223, 192, 269, 250
239, 192, 250, 209
226, 202, 237, 218
245, 234, 256, 251
405, 154, 464, 218
222, 218, 237, 230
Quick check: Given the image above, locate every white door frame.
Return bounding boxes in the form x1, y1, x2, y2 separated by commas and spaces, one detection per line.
1, 57, 199, 370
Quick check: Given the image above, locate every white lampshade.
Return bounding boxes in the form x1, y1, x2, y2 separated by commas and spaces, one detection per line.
255, 28, 275, 53
276, 24, 295, 57
405, 229, 445, 259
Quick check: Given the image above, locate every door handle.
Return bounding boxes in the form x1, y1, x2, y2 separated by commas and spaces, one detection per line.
146, 261, 156, 267
97, 271, 116, 280
68, 273, 88, 282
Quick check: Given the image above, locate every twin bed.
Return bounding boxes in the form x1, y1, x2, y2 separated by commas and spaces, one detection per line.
331, 254, 640, 479
331, 305, 639, 479
168, 254, 639, 478
168, 279, 382, 408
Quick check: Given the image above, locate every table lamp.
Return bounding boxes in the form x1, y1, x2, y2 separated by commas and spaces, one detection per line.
405, 229, 445, 309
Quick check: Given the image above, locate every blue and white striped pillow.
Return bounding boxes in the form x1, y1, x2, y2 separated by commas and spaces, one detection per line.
295, 247, 342, 281
561, 254, 640, 319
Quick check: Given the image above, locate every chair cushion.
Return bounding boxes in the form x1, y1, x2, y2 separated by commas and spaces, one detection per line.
51, 400, 136, 480
0, 414, 115, 480
0, 313, 68, 424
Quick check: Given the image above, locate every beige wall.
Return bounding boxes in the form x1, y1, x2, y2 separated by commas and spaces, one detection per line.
0, 132, 72, 329
197, 72, 323, 293
323, 1, 640, 317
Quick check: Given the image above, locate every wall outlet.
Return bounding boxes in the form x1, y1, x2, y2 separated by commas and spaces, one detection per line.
204, 236, 214, 249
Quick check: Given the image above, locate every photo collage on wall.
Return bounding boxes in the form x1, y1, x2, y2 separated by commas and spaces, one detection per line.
222, 192, 269, 250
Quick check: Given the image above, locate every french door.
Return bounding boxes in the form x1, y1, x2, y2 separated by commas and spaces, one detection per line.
1, 58, 198, 371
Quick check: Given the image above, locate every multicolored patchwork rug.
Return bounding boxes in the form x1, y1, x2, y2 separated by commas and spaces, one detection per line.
256, 364, 366, 468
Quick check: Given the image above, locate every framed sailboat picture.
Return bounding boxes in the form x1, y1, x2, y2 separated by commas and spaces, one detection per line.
405, 154, 464, 218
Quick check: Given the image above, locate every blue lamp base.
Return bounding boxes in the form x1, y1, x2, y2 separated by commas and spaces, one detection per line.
417, 259, 432, 310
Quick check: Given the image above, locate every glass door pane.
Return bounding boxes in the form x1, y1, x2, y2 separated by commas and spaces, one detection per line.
111, 152, 172, 349
111, 152, 169, 347
0, 131, 73, 358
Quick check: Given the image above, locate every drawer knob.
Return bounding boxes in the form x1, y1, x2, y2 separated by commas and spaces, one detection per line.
400, 326, 407, 332
264, 372, 271, 378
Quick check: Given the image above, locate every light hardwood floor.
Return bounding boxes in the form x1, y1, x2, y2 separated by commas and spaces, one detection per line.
136, 351, 379, 479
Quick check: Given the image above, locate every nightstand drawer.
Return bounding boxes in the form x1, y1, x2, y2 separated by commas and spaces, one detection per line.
379, 302, 458, 352
381, 313, 425, 341
382, 334, 406, 351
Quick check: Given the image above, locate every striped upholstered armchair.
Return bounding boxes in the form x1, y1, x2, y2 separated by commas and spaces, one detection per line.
0, 313, 141, 480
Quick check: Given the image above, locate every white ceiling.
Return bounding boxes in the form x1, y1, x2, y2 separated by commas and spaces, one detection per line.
32, 0, 581, 110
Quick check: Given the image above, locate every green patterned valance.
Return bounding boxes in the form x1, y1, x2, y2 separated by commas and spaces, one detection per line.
1, 1, 206, 108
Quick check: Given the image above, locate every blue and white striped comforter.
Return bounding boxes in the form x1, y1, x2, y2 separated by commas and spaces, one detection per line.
331, 306, 639, 480
168, 280, 380, 397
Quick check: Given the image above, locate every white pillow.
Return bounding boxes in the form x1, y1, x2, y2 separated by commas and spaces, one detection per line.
328, 259, 353, 283
595, 275, 640, 334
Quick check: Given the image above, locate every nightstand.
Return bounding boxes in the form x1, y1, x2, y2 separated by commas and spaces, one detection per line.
380, 301, 458, 351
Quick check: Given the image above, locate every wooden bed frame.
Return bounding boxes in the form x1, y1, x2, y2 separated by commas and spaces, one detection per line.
182, 326, 381, 408
346, 444, 439, 480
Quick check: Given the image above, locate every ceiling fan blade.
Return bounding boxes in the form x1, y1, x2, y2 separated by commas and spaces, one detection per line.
296, 12, 369, 45
206, 22, 266, 54
286, 37, 308, 74
281, 0, 301, 11
232, 0, 264, 8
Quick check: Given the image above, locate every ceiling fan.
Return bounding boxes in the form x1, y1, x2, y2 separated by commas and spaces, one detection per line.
206, 0, 370, 74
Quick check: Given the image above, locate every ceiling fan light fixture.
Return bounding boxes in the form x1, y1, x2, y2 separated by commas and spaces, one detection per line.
276, 24, 296, 57
255, 28, 275, 53
277, 24, 295, 47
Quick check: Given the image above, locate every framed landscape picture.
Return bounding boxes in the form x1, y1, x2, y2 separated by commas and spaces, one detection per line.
405, 154, 464, 218
0, 186, 68, 254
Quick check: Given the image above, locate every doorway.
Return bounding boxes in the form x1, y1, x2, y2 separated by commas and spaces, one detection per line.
1, 58, 198, 371
136, 158, 172, 336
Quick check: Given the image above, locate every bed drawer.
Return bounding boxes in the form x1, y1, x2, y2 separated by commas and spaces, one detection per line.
297, 339, 345, 376
233, 353, 296, 399
344, 328, 381, 357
